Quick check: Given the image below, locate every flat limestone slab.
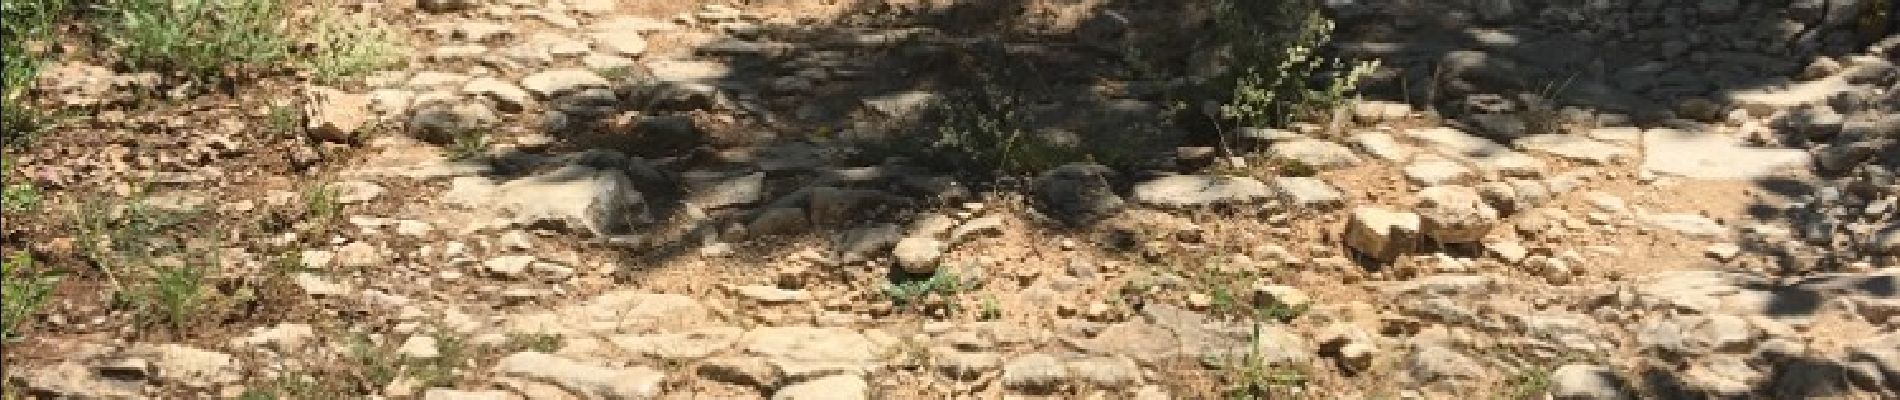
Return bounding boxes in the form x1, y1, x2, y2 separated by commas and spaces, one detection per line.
1642, 129, 1811, 180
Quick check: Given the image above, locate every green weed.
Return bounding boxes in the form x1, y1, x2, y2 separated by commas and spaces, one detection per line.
1221, 323, 1311, 399
2, 0, 69, 147
1502, 366, 1553, 400
3, 153, 40, 212
1, 251, 59, 339
71, 192, 198, 291
266, 104, 304, 139
406, 334, 466, 388
445, 127, 488, 161
883, 268, 966, 309
346, 334, 400, 390
300, 184, 340, 224
97, 0, 291, 76
300, 7, 404, 84
504, 332, 564, 353
978, 296, 1002, 321
1211, 0, 1377, 133
131, 255, 210, 331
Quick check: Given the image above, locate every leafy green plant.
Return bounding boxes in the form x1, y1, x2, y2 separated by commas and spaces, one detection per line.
300, 184, 339, 224
0, 157, 38, 212
265, 104, 304, 138
97, 0, 291, 76
1211, 0, 1378, 133
236, 373, 328, 400
1, 183, 38, 212
1, 252, 59, 339
2, 0, 69, 147
595, 66, 636, 81
300, 7, 404, 84
406, 334, 466, 388
134, 259, 208, 331
978, 296, 1002, 321
1221, 323, 1310, 399
445, 127, 488, 161
1503, 366, 1553, 399
345, 334, 399, 389
71, 193, 198, 291
883, 269, 965, 309
916, 87, 1081, 177
504, 332, 564, 353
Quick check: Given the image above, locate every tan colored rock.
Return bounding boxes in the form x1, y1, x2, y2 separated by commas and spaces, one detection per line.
1414, 185, 1501, 243
303, 85, 370, 142
1344, 207, 1421, 261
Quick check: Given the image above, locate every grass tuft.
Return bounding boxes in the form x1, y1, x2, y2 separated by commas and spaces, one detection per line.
300, 7, 404, 84
97, 0, 291, 76
1, 251, 59, 340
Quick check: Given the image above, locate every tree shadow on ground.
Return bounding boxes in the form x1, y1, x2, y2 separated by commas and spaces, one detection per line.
456, 1, 1896, 394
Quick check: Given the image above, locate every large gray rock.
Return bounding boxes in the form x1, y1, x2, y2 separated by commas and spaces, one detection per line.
503, 291, 713, 334
681, 170, 764, 209
772, 374, 868, 400
608, 327, 746, 360
1349, 131, 1414, 162
1273, 176, 1345, 210
1407, 344, 1484, 383
303, 85, 370, 142
497, 352, 665, 399
741, 327, 881, 379
1870, 223, 1900, 255
1131, 175, 1272, 207
444, 164, 647, 237
892, 237, 947, 274
1550, 364, 1629, 400
1514, 135, 1634, 165
1404, 159, 1476, 186
1034, 163, 1125, 224
1643, 213, 1729, 240
1002, 353, 1070, 393
1414, 186, 1501, 243
521, 69, 610, 98
463, 77, 533, 112
409, 102, 498, 144
124, 344, 242, 388
1345, 207, 1422, 261
1643, 128, 1811, 179
1267, 139, 1363, 170
1406, 128, 1545, 177
1064, 356, 1141, 388
9, 362, 141, 398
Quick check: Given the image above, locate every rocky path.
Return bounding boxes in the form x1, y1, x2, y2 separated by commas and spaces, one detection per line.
6, 1, 1898, 399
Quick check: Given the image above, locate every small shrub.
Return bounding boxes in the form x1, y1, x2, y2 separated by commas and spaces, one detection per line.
406, 334, 466, 388
1220, 323, 1310, 399
265, 104, 304, 138
134, 259, 209, 331
300, 7, 404, 84
299, 184, 339, 224
71, 193, 198, 290
1, 251, 59, 339
883, 268, 965, 309
503, 332, 564, 353
97, 0, 291, 76
445, 128, 489, 161
978, 296, 1002, 321
2, 153, 40, 211
2, 0, 69, 147
1504, 367, 1553, 399
345, 334, 400, 389
1211, 0, 1378, 133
